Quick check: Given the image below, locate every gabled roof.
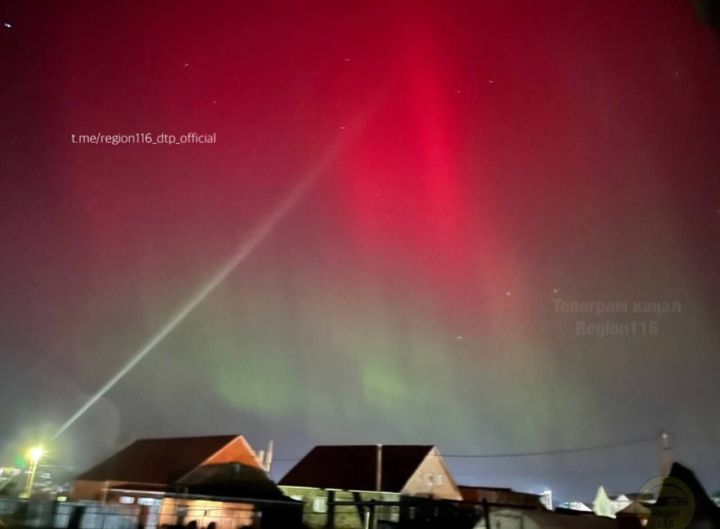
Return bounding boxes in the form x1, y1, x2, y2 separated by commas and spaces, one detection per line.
279, 445, 434, 492
609, 494, 631, 502
175, 463, 285, 500
617, 501, 652, 517
650, 462, 720, 527
76, 435, 250, 485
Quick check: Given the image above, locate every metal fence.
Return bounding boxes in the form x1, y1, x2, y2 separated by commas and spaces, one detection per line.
0, 499, 140, 529
0, 497, 302, 529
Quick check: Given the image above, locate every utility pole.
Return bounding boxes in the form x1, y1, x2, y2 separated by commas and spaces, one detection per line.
482, 499, 492, 529
374, 445, 382, 529
375, 444, 382, 492
660, 431, 673, 477
265, 440, 274, 473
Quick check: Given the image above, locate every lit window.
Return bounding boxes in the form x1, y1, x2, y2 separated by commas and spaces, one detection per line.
313, 497, 327, 513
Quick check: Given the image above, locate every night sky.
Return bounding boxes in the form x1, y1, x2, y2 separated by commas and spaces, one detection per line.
1, 1, 720, 501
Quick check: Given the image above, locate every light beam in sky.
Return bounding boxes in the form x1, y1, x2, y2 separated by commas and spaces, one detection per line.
52, 129, 357, 440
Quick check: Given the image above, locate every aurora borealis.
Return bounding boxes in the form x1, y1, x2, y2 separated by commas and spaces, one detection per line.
1, 1, 720, 501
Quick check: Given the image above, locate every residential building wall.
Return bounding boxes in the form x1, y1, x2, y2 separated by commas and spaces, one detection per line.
281, 486, 401, 529
72, 479, 141, 501
403, 449, 462, 500
459, 486, 545, 510
158, 497, 255, 529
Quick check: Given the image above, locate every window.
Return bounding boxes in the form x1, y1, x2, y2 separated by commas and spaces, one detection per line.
425, 473, 443, 486
312, 497, 327, 513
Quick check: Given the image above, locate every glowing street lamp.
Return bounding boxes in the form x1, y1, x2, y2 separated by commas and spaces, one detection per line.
21, 446, 44, 498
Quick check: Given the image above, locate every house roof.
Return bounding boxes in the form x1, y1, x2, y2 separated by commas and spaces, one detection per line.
279, 445, 434, 492
609, 494, 631, 502
458, 486, 545, 509
524, 510, 618, 529
617, 501, 652, 516
175, 463, 286, 500
624, 492, 655, 502
651, 462, 720, 526
557, 503, 593, 513
76, 435, 242, 484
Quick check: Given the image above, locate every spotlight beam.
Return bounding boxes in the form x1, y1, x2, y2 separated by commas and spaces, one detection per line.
53, 151, 334, 440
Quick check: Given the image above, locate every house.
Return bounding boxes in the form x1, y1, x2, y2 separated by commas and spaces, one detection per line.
648, 462, 720, 529
593, 486, 617, 518
455, 486, 547, 529
279, 444, 462, 528
458, 486, 546, 510
587, 490, 653, 528
558, 501, 594, 513
73, 435, 263, 500
72, 435, 301, 529
616, 501, 651, 529
609, 494, 633, 513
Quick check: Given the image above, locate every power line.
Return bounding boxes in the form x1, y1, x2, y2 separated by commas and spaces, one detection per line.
441, 437, 657, 458
271, 436, 658, 464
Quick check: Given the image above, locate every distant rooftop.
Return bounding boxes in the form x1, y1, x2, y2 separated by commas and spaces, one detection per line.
280, 445, 435, 492
76, 435, 250, 485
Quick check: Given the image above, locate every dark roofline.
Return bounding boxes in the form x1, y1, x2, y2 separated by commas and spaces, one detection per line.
279, 444, 438, 492
75, 434, 242, 482
458, 485, 542, 498
174, 435, 258, 483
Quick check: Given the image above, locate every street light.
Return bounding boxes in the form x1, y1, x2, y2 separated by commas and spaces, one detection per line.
21, 446, 44, 498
